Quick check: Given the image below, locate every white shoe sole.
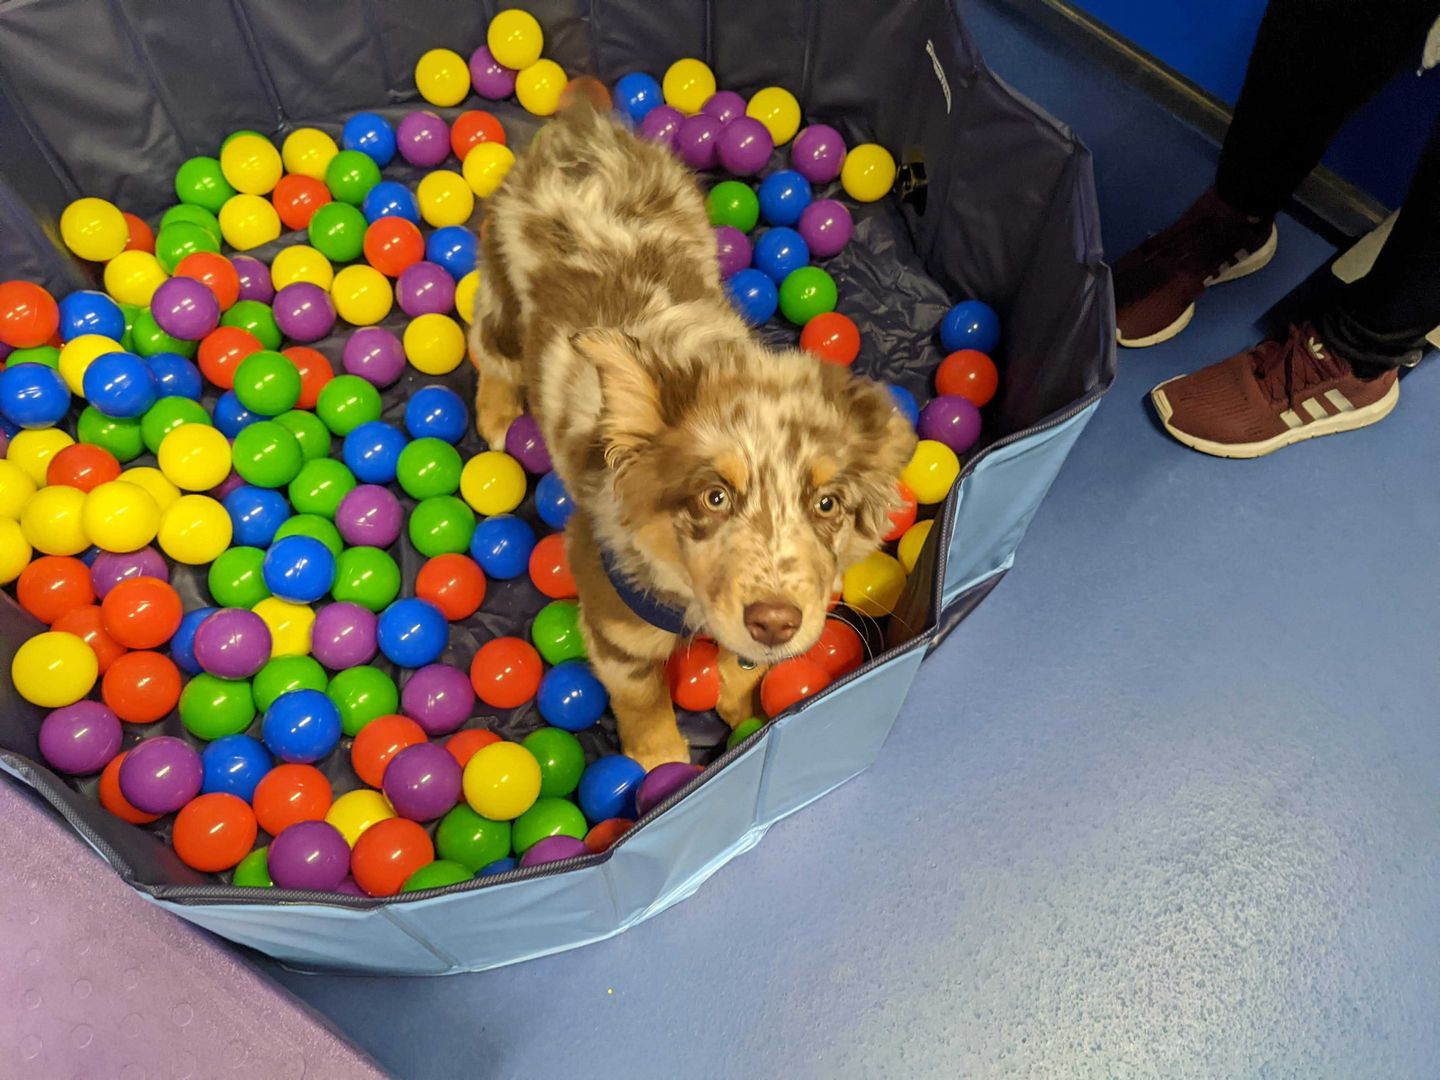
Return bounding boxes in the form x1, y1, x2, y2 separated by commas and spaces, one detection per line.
1117, 223, 1280, 349
1150, 374, 1400, 459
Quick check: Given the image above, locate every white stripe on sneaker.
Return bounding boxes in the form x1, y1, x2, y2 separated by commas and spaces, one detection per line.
1301, 397, 1328, 421
1279, 409, 1304, 429
1324, 388, 1355, 412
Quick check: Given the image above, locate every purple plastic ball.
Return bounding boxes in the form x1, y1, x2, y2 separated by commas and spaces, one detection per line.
118, 736, 203, 815
469, 45, 517, 99
635, 762, 702, 817
700, 90, 747, 126
918, 394, 983, 454
334, 483, 403, 547
638, 105, 684, 148
272, 283, 336, 344
342, 326, 406, 387
309, 601, 378, 669
39, 701, 122, 775
268, 821, 349, 891
210, 470, 245, 501
519, 834, 588, 868
396, 262, 455, 318
397, 111, 451, 168
382, 742, 463, 821
797, 199, 854, 259
503, 413, 552, 474
193, 608, 272, 679
714, 226, 752, 280
675, 114, 722, 170
90, 547, 168, 598
717, 117, 774, 176
150, 277, 220, 341
399, 663, 475, 736
232, 256, 273, 304
790, 124, 847, 184
334, 876, 366, 896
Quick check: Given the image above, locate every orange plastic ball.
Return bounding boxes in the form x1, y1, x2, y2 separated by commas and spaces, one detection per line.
527, 533, 575, 600
445, 727, 501, 768
935, 349, 999, 407
18, 555, 95, 624
351, 713, 427, 789
584, 817, 633, 853
560, 77, 612, 112
416, 553, 486, 620
469, 637, 543, 709
101, 649, 182, 724
122, 212, 155, 254
760, 657, 833, 717
253, 763, 332, 835
450, 110, 507, 160
666, 639, 720, 712
884, 482, 917, 542
99, 752, 162, 825
350, 817, 434, 897
280, 345, 334, 409
46, 443, 121, 492
175, 252, 241, 311
52, 604, 127, 674
803, 618, 866, 680
799, 312, 861, 366
271, 173, 332, 232
363, 217, 425, 277
0, 280, 60, 348
198, 326, 263, 390
100, 576, 182, 649
172, 793, 257, 872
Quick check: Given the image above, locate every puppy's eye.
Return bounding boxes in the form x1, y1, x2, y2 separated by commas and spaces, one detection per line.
814, 493, 840, 517
702, 486, 730, 513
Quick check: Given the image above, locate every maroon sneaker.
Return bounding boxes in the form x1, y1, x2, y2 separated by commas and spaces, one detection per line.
1114, 189, 1278, 348
1150, 323, 1399, 458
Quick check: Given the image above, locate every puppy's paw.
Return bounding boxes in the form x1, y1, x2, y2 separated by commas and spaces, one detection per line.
625, 733, 693, 773
716, 651, 768, 729
475, 384, 523, 451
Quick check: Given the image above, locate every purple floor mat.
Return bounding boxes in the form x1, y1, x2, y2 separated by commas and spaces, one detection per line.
0, 779, 387, 1080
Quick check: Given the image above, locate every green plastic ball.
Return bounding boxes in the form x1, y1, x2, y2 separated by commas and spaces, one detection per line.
154, 221, 220, 275
221, 300, 282, 351
77, 407, 144, 462
274, 410, 333, 461
331, 546, 401, 612
179, 673, 256, 741
273, 514, 344, 557
726, 716, 765, 749
288, 458, 356, 517
408, 495, 476, 557
531, 600, 586, 665
233, 351, 301, 415
314, 374, 382, 436
231, 420, 304, 488
174, 156, 237, 215
396, 438, 463, 499
117, 302, 140, 351
307, 201, 367, 263
324, 149, 383, 206
327, 666, 399, 737
9, 345, 59, 368
435, 804, 512, 872
130, 308, 198, 358
778, 266, 838, 326
208, 547, 271, 608
160, 204, 223, 244
511, 797, 588, 855
253, 655, 329, 712
401, 860, 471, 892
140, 397, 211, 454
707, 180, 760, 231
522, 728, 586, 799
231, 846, 273, 887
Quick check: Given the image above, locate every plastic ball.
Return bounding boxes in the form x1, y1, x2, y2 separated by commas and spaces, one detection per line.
122, 213, 155, 254
760, 656, 834, 717
413, 556, 484, 624
791, 124, 847, 183
253, 654, 327, 712
158, 493, 232, 563
17, 556, 92, 625
252, 762, 332, 835
445, 729, 501, 770
662, 58, 715, 115
936, 349, 999, 407
351, 713, 426, 789
331, 265, 393, 326
450, 110, 506, 163
469, 513, 536, 580
218, 193, 282, 250
396, 437, 463, 499
342, 421, 406, 484
98, 751, 161, 824
939, 300, 1001, 355
88, 547, 167, 598
614, 71, 663, 124
98, 576, 180, 650
779, 266, 838, 325
535, 471, 573, 530
456, 448, 523, 513
325, 149, 382, 207
585, 818, 634, 853
145, 352, 203, 402
512, 796, 587, 855
885, 481, 918, 542
0, 457, 37, 519
192, 608, 271, 681
727, 716, 766, 749
516, 59, 566, 117
901, 439, 961, 505
172, 253, 239, 314
103, 251, 168, 308
635, 104, 681, 149
435, 804, 509, 872
635, 762, 703, 817
350, 817, 434, 896
174, 155, 236, 213
60, 197, 128, 262
919, 394, 983, 454
309, 601, 378, 669
59, 290, 125, 342
707, 180, 760, 232
118, 735, 202, 814
275, 411, 333, 464
397, 262, 456, 318
100, 648, 181, 724
220, 133, 283, 195
463, 741, 541, 821
281, 127, 339, 180
342, 112, 397, 168
531, 599, 585, 666
262, 688, 341, 764
269, 820, 350, 890
427, 229, 478, 286
470, 636, 542, 709
325, 788, 397, 847
267, 284, 333, 343
727, 268, 778, 326
409, 495, 476, 558
666, 639, 720, 712
156, 423, 229, 492
206, 546, 267, 609
39, 701, 121, 775
805, 618, 866, 680
2, 524, 32, 586
797, 198, 854, 259
841, 551, 907, 618
841, 143, 897, 202
675, 113, 722, 169
11, 428, 75, 485
117, 466, 179, 514
469, 44, 518, 99
375, 598, 448, 668
715, 225, 752, 279
397, 110, 451, 167
486, 8, 542, 67
361, 179, 419, 225
402, 386, 466, 445
336, 328, 400, 391
528, 532, 575, 600
227, 421, 301, 490
753, 226, 809, 284
461, 141, 516, 202
58, 334, 121, 395
8, 343, 61, 369
382, 742, 463, 822
307, 201, 368, 263
201, 733, 272, 802
316, 374, 382, 436
220, 299, 281, 350
231, 847, 273, 887
282, 346, 333, 410
81, 480, 160, 553
288, 458, 358, 518
800, 311, 861, 365
0, 361, 70, 429
331, 545, 401, 612
888, 384, 920, 428
233, 353, 300, 418
577, 755, 645, 824
21, 485, 89, 555
536, 660, 608, 732
172, 793, 257, 872
520, 834, 588, 867
335, 484, 403, 547
517, 731, 583, 804
717, 117, 774, 176
196, 326, 260, 390
153, 222, 218, 278
701, 89, 747, 124
328, 665, 399, 737
363, 217, 425, 278
416, 47, 470, 106
897, 518, 934, 575
73, 409, 140, 464
746, 86, 802, 145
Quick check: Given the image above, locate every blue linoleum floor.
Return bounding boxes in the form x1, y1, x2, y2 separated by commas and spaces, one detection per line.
259, 4, 1440, 1076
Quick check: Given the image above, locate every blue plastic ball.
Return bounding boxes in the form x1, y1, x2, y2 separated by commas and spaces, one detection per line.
425, 226, 478, 282
58, 290, 124, 342
146, 352, 203, 400
82, 351, 155, 419
76, 545, 100, 567
887, 384, 920, 428
361, 179, 419, 225
478, 857, 517, 877
535, 471, 573, 531
262, 688, 342, 764
727, 268, 779, 326
939, 300, 1001, 355
262, 535, 336, 603
342, 111, 398, 168
614, 71, 663, 125
752, 228, 810, 284
342, 420, 408, 485
201, 734, 273, 802
536, 661, 609, 732
224, 485, 291, 547
757, 169, 813, 227
577, 754, 646, 823
469, 514, 536, 580
171, 606, 218, 676
213, 390, 267, 437
0, 361, 70, 429
404, 385, 467, 443
376, 598, 448, 668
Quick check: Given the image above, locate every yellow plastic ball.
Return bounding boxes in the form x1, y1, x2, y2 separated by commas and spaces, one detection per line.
515, 59, 566, 117
270, 245, 335, 290
157, 494, 232, 565
416, 170, 475, 228
281, 127, 339, 180
460, 450, 527, 516
454, 269, 480, 324
82, 480, 161, 553
7, 429, 74, 485
462, 141, 516, 198
20, 485, 88, 556
463, 741, 541, 821
59, 334, 124, 394
252, 596, 315, 658
158, 424, 232, 492
663, 58, 716, 116
841, 143, 897, 203
487, 9, 544, 70
0, 459, 38, 519
218, 193, 281, 251
403, 313, 467, 375
103, 250, 168, 307
745, 86, 802, 145
60, 197, 129, 262
11, 631, 99, 709
0, 519, 31, 585
118, 467, 181, 513
897, 518, 934, 575
220, 133, 283, 195
331, 265, 393, 326
901, 439, 960, 505
326, 789, 396, 847
415, 48, 471, 107
842, 551, 907, 618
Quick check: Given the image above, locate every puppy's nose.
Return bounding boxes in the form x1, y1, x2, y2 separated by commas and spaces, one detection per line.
743, 601, 802, 646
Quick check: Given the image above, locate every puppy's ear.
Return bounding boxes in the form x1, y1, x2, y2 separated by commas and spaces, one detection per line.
826, 366, 919, 542
571, 329, 662, 469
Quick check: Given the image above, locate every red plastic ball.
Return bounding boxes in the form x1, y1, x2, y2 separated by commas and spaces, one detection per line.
172, 792, 257, 872
584, 818, 634, 853
122, 212, 155, 254
52, 604, 127, 674
666, 639, 720, 712
450, 110, 507, 160
198, 326, 263, 390
804, 618, 866, 680
280, 345, 334, 409
351, 713, 427, 789
100, 576, 182, 650
18, 555, 95, 624
936, 349, 999, 407
760, 657, 833, 717
884, 481, 917, 542
799, 311, 861, 366
445, 727, 501, 768
416, 553, 486, 621
46, 443, 121, 492
469, 637, 543, 709
175, 251, 241, 311
272, 173, 332, 232
99, 752, 162, 825
350, 817, 434, 897
363, 217, 425, 278
527, 533, 575, 600
101, 649, 182, 725
0, 280, 60, 348
253, 763, 332, 835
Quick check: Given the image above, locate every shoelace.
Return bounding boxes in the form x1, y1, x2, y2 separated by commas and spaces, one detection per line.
1253, 324, 1347, 406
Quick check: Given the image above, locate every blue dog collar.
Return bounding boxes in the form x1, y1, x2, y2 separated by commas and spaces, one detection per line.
600, 546, 693, 637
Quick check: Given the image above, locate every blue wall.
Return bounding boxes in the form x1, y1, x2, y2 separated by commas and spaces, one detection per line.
1072, 0, 1440, 209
